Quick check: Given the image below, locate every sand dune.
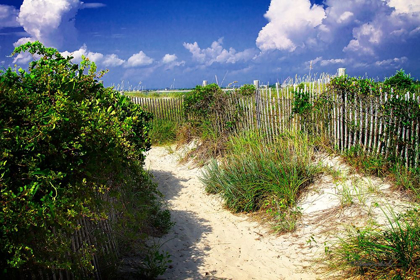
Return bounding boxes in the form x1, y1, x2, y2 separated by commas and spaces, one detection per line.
145, 146, 412, 280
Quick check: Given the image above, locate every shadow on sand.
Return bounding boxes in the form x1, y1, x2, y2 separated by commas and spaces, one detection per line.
150, 169, 226, 280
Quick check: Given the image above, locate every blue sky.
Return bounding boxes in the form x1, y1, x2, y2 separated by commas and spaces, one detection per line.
1, 0, 419, 89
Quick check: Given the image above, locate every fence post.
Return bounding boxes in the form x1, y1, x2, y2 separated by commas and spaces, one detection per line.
202, 80, 208, 86
254, 80, 261, 129
254, 80, 259, 89
338, 68, 346, 77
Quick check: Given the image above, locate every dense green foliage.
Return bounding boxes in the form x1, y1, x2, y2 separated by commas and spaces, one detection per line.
180, 84, 245, 161
384, 70, 419, 92
183, 84, 244, 127
292, 71, 420, 169
0, 42, 169, 276
292, 83, 312, 115
183, 83, 222, 120
236, 84, 256, 96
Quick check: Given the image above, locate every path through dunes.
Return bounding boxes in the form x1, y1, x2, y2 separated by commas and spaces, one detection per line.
145, 146, 319, 280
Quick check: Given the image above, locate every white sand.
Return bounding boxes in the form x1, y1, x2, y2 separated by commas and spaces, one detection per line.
145, 146, 413, 280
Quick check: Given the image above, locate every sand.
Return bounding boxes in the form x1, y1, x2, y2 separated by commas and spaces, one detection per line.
144, 146, 413, 280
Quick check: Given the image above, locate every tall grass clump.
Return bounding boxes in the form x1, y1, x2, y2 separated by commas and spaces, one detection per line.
391, 165, 420, 202
201, 129, 321, 232
149, 119, 179, 146
326, 207, 420, 279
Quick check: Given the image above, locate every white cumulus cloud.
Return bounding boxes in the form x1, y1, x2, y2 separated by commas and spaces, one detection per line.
256, 0, 325, 52
125, 51, 154, 68
103, 54, 125, 67
12, 53, 32, 64
183, 38, 257, 66
258, 0, 420, 56
161, 54, 184, 70
13, 37, 35, 47
61, 44, 103, 63
375, 56, 408, 67
337, 11, 354, 24
17, 0, 80, 48
388, 0, 420, 14
162, 54, 177, 64
320, 58, 347, 66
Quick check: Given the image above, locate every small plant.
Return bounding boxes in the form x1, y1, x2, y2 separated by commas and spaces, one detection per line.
337, 182, 354, 207
142, 243, 172, 279
179, 83, 245, 163
342, 145, 420, 202
183, 83, 221, 121
292, 83, 312, 115
307, 235, 317, 248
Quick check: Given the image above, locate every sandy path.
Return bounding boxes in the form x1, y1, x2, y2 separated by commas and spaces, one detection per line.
145, 146, 319, 280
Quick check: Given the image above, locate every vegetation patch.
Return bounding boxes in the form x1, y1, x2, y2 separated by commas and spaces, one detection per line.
0, 42, 171, 278
149, 119, 179, 146
326, 207, 420, 280
200, 129, 322, 232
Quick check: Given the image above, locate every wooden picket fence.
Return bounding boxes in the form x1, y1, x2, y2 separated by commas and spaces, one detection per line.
251, 86, 420, 169
129, 82, 420, 169
130, 97, 184, 122
10, 196, 120, 280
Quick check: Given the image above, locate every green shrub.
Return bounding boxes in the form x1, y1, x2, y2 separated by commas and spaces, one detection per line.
384, 69, 418, 92
180, 84, 245, 162
183, 83, 222, 120
183, 83, 243, 130
0, 42, 169, 276
343, 145, 389, 177
237, 84, 256, 96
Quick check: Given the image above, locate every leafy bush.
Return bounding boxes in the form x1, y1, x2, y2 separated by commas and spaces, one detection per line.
0, 42, 169, 276
292, 83, 312, 115
237, 84, 256, 96
384, 69, 418, 92
183, 83, 222, 120
180, 84, 245, 162
343, 145, 389, 177
328, 75, 381, 96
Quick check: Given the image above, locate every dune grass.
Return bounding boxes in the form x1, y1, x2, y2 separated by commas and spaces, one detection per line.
149, 119, 180, 146
200, 129, 322, 232
326, 207, 420, 279
343, 145, 420, 202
